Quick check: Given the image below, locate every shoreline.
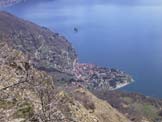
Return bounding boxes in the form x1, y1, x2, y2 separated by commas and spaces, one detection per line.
111, 78, 134, 90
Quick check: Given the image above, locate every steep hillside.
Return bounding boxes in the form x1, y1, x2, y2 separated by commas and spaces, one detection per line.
72, 88, 130, 122
0, 11, 77, 80
0, 42, 130, 122
93, 90, 162, 122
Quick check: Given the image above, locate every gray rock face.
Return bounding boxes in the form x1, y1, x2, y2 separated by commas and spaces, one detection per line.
0, 11, 77, 77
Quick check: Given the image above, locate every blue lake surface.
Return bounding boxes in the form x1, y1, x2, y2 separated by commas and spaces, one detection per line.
1, 0, 162, 97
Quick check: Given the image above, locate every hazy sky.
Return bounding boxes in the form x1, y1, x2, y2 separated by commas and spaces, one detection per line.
50, 0, 162, 6
103, 0, 162, 6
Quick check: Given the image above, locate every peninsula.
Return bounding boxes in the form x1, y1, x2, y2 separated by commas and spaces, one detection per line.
0, 11, 134, 91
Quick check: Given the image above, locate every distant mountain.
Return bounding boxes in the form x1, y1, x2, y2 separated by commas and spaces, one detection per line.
0, 0, 25, 7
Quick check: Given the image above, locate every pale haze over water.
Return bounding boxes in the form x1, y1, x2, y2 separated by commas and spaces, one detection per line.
2, 0, 162, 97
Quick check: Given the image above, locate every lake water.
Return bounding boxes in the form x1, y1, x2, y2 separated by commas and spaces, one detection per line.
1, 0, 162, 97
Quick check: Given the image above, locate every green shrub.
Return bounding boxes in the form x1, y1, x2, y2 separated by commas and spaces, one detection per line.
14, 102, 34, 119
0, 99, 15, 109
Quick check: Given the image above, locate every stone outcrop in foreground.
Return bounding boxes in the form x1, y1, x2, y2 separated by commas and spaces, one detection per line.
0, 43, 130, 122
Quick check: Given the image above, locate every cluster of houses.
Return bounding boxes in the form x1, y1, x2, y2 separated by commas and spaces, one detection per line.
73, 63, 95, 81
72, 63, 133, 90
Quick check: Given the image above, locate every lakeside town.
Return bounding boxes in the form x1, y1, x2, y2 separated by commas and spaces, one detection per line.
72, 63, 134, 90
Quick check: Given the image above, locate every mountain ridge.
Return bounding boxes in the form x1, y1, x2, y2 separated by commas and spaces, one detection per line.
0, 0, 24, 7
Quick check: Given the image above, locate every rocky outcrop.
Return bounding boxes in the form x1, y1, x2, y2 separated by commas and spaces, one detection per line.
0, 42, 130, 122
72, 88, 131, 122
